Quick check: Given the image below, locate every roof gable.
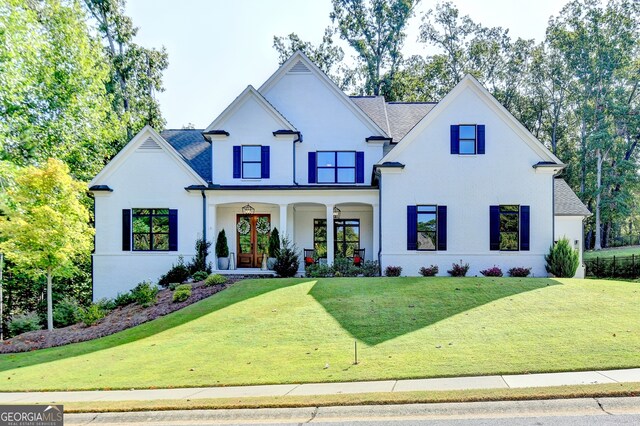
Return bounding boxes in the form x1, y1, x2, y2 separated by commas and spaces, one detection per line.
204, 85, 296, 133
380, 75, 563, 165
259, 51, 388, 137
89, 126, 207, 187
555, 179, 591, 216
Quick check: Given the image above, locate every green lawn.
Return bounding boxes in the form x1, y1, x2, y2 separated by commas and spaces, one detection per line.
1, 277, 639, 391
584, 245, 640, 260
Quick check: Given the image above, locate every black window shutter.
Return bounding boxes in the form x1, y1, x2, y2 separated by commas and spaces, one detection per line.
407, 206, 417, 250
356, 151, 365, 183
437, 205, 447, 251
490, 205, 500, 250
122, 209, 131, 251
233, 146, 241, 178
261, 146, 270, 178
520, 205, 530, 251
450, 125, 460, 154
308, 152, 316, 183
169, 209, 178, 251
477, 125, 486, 154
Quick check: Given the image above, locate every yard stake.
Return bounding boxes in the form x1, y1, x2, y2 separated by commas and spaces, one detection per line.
354, 340, 358, 365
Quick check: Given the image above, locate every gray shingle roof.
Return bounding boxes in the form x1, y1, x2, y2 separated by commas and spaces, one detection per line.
350, 96, 391, 136
161, 129, 211, 182
554, 179, 591, 216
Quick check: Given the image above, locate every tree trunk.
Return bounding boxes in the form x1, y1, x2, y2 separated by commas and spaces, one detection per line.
46, 269, 53, 331
580, 116, 587, 194
594, 149, 603, 250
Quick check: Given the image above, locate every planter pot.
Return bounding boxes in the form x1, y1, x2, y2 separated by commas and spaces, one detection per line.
261, 254, 268, 271
267, 257, 276, 270
217, 257, 229, 270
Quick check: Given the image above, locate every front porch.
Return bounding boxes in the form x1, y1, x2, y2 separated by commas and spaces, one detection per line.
205, 188, 379, 272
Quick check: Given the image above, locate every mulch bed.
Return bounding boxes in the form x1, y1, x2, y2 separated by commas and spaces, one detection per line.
0, 279, 238, 354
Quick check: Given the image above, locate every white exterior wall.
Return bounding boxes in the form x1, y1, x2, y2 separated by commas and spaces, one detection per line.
380, 86, 555, 277
211, 95, 294, 185
93, 145, 202, 300
262, 72, 384, 185
554, 215, 586, 278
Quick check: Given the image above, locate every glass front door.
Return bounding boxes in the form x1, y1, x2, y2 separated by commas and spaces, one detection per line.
236, 214, 270, 268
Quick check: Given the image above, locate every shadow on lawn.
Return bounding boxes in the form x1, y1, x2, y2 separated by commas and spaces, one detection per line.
309, 277, 560, 346
0, 278, 308, 372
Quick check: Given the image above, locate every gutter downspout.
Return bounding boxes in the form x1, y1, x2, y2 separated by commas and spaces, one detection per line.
377, 170, 382, 277
201, 189, 207, 243
293, 132, 302, 185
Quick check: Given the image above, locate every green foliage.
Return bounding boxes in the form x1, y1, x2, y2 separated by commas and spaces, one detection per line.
8, 312, 42, 337
448, 261, 470, 277
78, 303, 106, 327
274, 236, 300, 278
385, 266, 402, 277
268, 227, 280, 258
187, 238, 212, 274
53, 297, 81, 328
545, 238, 579, 278
113, 291, 135, 308
192, 271, 209, 282
215, 229, 229, 258
158, 256, 190, 288
130, 281, 159, 308
361, 260, 381, 277
203, 274, 227, 287
332, 256, 359, 277
172, 284, 192, 303
419, 265, 439, 277
305, 263, 334, 278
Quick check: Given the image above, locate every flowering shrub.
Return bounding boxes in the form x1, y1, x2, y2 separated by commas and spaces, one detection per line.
419, 265, 439, 277
480, 266, 503, 277
508, 267, 532, 277
385, 266, 402, 277
447, 260, 470, 277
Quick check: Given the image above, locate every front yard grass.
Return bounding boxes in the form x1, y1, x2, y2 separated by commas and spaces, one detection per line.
584, 245, 640, 260
1, 277, 639, 391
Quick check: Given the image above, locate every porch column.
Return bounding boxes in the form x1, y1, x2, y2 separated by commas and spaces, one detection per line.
209, 203, 217, 269
326, 203, 335, 265
279, 203, 288, 239
372, 203, 379, 263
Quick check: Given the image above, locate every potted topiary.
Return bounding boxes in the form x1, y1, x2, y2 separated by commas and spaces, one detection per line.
215, 229, 229, 270
267, 227, 280, 270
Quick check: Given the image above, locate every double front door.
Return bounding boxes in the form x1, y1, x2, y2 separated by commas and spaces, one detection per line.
236, 214, 270, 268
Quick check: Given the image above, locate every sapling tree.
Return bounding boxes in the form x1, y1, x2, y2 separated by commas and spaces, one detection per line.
0, 159, 94, 331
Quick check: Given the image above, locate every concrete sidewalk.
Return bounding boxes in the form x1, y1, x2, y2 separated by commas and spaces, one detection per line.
1, 368, 639, 404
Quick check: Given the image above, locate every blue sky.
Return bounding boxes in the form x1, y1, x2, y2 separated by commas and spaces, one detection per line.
125, 0, 570, 129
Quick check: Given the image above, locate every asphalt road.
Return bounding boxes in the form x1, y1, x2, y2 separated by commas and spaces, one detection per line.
66, 397, 640, 425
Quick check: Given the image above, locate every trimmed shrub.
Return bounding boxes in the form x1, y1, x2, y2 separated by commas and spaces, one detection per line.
204, 273, 227, 287
187, 238, 212, 274
215, 229, 229, 258
130, 281, 159, 307
419, 265, 439, 277
385, 266, 402, 277
172, 284, 192, 303
8, 312, 42, 337
192, 271, 209, 282
113, 292, 135, 308
306, 263, 333, 277
268, 227, 280, 258
448, 260, 470, 277
79, 304, 106, 326
508, 267, 532, 277
274, 236, 300, 277
96, 298, 116, 312
332, 257, 359, 277
361, 260, 380, 277
545, 238, 579, 278
480, 266, 503, 277
53, 297, 81, 327
158, 256, 190, 288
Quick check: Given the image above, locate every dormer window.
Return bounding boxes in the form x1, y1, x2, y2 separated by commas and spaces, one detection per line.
242, 145, 262, 179
459, 125, 477, 155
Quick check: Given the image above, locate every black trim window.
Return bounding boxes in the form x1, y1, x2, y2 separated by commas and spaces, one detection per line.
242, 145, 261, 179
313, 219, 360, 258
132, 208, 169, 251
459, 125, 476, 155
317, 151, 355, 183
500, 205, 519, 251
417, 205, 437, 250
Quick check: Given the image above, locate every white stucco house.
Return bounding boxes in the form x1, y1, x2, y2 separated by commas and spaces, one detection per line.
89, 51, 590, 300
